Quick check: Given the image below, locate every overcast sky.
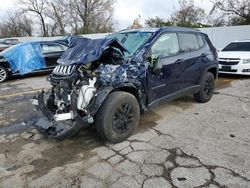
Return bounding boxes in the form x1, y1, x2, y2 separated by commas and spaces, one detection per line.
114, 0, 213, 30
0, 0, 213, 31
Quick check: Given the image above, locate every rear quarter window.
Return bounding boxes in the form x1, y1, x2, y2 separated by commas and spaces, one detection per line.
178, 33, 200, 52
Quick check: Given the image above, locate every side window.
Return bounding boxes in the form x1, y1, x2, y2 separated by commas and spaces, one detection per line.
178, 33, 200, 52
10, 39, 19, 45
41, 43, 65, 53
150, 33, 180, 59
197, 34, 205, 48
3, 39, 19, 45
4, 40, 11, 44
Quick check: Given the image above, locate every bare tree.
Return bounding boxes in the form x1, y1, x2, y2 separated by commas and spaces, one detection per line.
0, 11, 33, 37
13, 0, 116, 36
69, 0, 115, 34
171, 0, 206, 27
210, 0, 250, 25
206, 10, 227, 27
17, 0, 49, 36
46, 0, 70, 36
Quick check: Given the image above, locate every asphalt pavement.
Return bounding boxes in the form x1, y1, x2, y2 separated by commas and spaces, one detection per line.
0, 74, 249, 188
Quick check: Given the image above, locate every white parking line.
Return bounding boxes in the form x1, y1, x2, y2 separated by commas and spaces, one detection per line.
0, 89, 43, 99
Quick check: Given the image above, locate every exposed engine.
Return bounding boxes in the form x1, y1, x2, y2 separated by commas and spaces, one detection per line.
49, 46, 125, 112
32, 34, 148, 139
33, 46, 128, 138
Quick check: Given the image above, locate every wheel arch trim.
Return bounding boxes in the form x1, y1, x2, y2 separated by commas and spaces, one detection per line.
94, 83, 147, 115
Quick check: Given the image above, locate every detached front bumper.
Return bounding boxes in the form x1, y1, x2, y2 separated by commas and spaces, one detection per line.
32, 91, 90, 139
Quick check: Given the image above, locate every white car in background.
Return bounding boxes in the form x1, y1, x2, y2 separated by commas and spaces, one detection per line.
218, 40, 250, 75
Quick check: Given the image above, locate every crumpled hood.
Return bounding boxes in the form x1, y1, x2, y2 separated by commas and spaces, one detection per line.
57, 37, 129, 65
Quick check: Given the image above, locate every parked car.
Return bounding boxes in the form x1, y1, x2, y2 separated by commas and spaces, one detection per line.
218, 40, 250, 75
0, 40, 68, 83
0, 38, 20, 45
0, 38, 20, 52
33, 27, 218, 142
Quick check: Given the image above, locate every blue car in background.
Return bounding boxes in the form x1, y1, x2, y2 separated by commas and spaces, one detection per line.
0, 40, 68, 83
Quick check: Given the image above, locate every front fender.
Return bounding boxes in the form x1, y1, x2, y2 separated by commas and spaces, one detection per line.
93, 82, 147, 115
0, 60, 11, 72
93, 86, 114, 115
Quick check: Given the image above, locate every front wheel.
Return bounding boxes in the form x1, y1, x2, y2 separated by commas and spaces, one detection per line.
194, 72, 215, 103
95, 91, 140, 143
0, 65, 9, 83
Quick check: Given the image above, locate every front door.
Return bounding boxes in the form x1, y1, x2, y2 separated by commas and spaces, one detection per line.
146, 32, 183, 105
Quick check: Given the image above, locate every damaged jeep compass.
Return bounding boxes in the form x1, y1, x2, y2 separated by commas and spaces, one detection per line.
33, 27, 218, 143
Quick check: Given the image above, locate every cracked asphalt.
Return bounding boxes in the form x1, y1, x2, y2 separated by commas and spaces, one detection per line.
0, 74, 250, 188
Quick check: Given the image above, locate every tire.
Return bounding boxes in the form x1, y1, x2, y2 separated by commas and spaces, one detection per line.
95, 91, 140, 143
0, 65, 9, 83
194, 72, 215, 103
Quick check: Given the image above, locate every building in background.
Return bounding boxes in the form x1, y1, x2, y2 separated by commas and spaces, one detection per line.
200, 25, 250, 49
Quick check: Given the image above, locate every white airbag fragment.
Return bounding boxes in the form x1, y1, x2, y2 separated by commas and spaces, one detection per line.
77, 77, 97, 110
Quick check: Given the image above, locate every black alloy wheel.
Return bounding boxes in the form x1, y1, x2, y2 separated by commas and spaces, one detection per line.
95, 91, 140, 143
112, 103, 135, 134
194, 72, 215, 103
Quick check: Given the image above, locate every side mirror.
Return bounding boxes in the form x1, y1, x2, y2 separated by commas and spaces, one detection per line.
153, 57, 163, 75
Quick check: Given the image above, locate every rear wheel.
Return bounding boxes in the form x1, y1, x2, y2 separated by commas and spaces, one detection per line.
194, 72, 215, 103
0, 65, 9, 83
95, 91, 140, 143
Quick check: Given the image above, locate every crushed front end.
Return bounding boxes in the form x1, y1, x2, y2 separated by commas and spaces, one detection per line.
33, 64, 98, 139
33, 33, 151, 139
32, 36, 147, 139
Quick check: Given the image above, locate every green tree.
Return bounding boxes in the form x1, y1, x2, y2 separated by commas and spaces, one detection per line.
128, 15, 143, 29
145, 16, 172, 27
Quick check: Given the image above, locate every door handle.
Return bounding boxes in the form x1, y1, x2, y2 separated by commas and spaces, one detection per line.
176, 59, 184, 64
201, 53, 208, 57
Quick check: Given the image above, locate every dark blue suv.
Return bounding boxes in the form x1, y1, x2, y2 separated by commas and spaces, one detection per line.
33, 27, 218, 142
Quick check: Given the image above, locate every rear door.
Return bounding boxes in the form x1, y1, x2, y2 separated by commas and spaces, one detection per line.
41, 43, 67, 68
177, 32, 208, 88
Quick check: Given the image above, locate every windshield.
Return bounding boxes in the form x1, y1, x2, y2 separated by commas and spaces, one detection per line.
222, 42, 250, 51
108, 31, 153, 57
